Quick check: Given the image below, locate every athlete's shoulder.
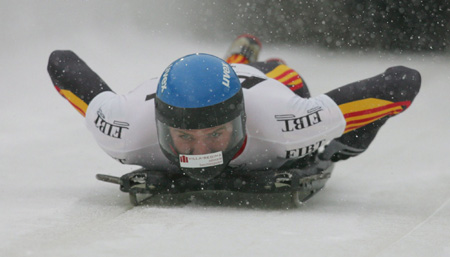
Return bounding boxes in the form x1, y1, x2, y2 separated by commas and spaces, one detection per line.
230, 63, 288, 91
230, 63, 267, 78
126, 77, 159, 101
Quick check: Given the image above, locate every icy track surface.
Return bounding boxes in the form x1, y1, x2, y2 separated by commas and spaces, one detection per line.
1, 5, 450, 257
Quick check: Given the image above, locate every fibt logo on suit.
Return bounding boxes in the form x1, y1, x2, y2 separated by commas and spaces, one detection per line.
275, 107, 323, 132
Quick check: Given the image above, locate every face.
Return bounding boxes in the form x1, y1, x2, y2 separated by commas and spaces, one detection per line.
169, 122, 234, 155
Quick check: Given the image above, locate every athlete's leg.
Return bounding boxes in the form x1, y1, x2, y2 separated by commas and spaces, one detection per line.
322, 66, 421, 161
47, 50, 113, 117
225, 34, 311, 98
249, 61, 311, 98
224, 34, 261, 64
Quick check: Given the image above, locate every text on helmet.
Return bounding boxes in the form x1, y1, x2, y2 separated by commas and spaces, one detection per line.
160, 64, 173, 93
222, 62, 231, 88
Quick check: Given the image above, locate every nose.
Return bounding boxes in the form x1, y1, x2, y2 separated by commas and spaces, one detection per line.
192, 140, 212, 155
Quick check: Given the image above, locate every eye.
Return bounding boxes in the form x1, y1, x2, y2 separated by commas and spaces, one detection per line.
179, 134, 193, 140
210, 132, 222, 138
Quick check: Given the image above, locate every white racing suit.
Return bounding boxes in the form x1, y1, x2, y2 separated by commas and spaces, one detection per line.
84, 64, 345, 172
47, 50, 420, 173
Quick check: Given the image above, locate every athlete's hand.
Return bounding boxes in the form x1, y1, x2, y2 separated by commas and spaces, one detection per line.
320, 140, 365, 162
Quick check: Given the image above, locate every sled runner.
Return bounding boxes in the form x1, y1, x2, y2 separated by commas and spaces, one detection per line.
96, 157, 334, 207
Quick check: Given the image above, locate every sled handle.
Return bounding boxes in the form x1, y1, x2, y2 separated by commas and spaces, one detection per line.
96, 174, 122, 185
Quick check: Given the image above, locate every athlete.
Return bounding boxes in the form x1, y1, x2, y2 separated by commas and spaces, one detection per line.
47, 34, 421, 182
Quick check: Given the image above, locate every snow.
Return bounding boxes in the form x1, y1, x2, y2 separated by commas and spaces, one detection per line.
1, 1, 450, 256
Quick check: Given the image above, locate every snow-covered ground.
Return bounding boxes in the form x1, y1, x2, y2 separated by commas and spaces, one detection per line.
1, 1, 450, 256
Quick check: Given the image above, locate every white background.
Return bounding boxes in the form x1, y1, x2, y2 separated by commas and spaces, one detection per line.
1, 1, 449, 256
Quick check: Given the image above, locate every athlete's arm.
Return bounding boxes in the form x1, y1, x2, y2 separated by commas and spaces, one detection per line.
47, 50, 113, 116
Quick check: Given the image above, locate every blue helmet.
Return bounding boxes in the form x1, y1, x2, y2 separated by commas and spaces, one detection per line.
155, 53, 246, 181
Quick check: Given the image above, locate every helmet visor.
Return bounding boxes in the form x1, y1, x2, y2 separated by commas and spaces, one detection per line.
157, 115, 245, 180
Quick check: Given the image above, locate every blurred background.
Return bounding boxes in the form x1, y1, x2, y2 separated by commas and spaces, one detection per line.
210, 0, 450, 52
2, 0, 449, 52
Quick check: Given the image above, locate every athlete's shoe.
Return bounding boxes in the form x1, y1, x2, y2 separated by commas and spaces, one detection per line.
225, 34, 262, 64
